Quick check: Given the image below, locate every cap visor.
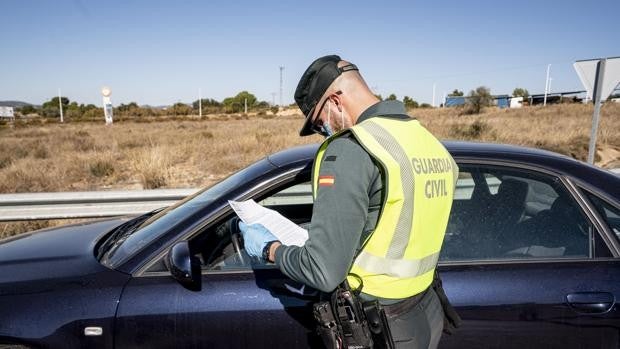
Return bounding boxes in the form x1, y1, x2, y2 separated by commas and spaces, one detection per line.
299, 106, 317, 136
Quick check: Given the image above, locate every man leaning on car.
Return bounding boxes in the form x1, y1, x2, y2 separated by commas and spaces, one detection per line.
240, 55, 459, 348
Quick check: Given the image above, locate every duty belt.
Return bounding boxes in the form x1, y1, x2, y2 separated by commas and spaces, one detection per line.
383, 288, 429, 319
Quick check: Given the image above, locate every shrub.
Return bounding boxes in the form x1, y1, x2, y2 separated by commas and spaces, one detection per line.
132, 146, 170, 189
89, 159, 115, 177
464, 86, 493, 115
450, 120, 491, 140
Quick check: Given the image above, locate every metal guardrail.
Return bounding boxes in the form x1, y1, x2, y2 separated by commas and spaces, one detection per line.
0, 186, 315, 222
0, 189, 199, 221
0, 169, 617, 222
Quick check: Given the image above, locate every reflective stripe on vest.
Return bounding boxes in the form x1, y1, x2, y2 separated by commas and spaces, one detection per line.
312, 117, 458, 299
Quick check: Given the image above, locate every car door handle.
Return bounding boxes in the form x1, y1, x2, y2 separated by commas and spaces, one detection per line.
566, 292, 615, 314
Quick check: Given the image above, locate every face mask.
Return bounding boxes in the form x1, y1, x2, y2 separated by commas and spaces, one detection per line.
321, 100, 334, 137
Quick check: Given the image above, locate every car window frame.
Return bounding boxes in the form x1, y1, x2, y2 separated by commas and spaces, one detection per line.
136, 165, 312, 277
574, 182, 620, 254
439, 158, 617, 266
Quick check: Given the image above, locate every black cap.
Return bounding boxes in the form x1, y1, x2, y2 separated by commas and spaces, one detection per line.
294, 55, 358, 136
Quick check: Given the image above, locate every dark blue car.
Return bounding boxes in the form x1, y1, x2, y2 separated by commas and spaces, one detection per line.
1, 142, 619, 349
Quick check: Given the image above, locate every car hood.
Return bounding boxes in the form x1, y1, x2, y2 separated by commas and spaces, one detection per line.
0, 218, 128, 284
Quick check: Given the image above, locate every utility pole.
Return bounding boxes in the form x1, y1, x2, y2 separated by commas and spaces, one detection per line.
198, 88, 202, 118
543, 64, 551, 106
271, 92, 276, 106
587, 59, 607, 164
549, 78, 553, 95
432, 83, 436, 107
244, 98, 247, 114
279, 66, 284, 107
58, 88, 64, 123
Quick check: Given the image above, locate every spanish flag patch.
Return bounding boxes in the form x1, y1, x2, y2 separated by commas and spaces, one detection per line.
318, 175, 335, 186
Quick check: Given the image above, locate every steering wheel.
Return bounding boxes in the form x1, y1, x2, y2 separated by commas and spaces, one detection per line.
227, 217, 248, 265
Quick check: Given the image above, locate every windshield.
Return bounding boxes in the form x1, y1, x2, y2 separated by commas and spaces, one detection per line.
100, 159, 275, 268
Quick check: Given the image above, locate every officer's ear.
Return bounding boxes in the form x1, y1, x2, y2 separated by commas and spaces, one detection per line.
329, 91, 344, 112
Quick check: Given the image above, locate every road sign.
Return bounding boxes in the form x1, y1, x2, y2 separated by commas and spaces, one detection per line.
101, 86, 113, 125
573, 57, 620, 164
574, 57, 620, 102
0, 106, 14, 118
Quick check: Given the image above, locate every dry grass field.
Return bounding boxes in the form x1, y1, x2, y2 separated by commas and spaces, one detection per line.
1, 103, 618, 238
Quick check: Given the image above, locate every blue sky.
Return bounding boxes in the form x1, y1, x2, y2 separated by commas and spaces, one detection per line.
1, 0, 618, 106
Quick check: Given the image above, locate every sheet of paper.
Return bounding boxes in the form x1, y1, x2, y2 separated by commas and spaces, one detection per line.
228, 199, 308, 246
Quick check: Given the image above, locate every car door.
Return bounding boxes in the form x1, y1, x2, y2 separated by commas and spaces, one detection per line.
113, 185, 319, 348
438, 162, 620, 349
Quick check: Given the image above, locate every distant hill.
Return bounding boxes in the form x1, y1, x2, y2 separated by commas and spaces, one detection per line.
140, 104, 171, 110
0, 101, 37, 108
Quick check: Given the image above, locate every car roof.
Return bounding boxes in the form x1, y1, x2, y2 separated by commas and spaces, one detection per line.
267, 141, 620, 201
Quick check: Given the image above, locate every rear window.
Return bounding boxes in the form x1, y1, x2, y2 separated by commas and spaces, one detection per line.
585, 192, 620, 241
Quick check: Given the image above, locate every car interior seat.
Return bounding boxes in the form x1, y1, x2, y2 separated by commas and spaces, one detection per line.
506, 196, 589, 257
477, 178, 530, 257
453, 177, 529, 259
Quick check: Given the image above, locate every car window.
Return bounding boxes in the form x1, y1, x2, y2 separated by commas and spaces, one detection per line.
441, 164, 592, 261
193, 182, 313, 273
102, 158, 275, 269
584, 192, 620, 241
259, 182, 313, 206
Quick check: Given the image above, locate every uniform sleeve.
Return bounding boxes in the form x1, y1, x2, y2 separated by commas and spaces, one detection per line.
274, 137, 376, 292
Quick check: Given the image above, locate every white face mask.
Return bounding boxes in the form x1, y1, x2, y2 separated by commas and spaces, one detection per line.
321, 100, 335, 137
321, 98, 345, 138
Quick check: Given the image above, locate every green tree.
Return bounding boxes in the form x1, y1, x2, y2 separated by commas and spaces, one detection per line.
41, 96, 70, 118
192, 98, 221, 110
83, 107, 103, 120
171, 102, 193, 116
223, 91, 258, 113
64, 101, 83, 120
117, 102, 139, 113
42, 96, 70, 108
449, 89, 464, 97
512, 88, 529, 99
403, 96, 418, 109
386, 93, 397, 101
374, 94, 383, 101
235, 91, 257, 107
18, 105, 37, 115
465, 86, 493, 114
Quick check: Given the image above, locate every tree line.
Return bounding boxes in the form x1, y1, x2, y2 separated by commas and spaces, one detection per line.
15, 86, 535, 119
15, 91, 279, 120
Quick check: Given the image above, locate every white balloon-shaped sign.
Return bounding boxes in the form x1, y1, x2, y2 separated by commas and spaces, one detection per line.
101, 86, 112, 97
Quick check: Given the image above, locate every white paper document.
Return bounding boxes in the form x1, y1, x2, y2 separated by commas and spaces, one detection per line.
228, 199, 309, 246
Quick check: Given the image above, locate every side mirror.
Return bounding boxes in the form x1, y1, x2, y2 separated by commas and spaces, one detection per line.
166, 241, 201, 291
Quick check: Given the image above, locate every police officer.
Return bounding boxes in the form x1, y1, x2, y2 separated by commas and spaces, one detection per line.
240, 55, 458, 348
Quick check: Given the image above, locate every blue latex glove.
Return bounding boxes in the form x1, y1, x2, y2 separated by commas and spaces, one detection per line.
238, 221, 278, 259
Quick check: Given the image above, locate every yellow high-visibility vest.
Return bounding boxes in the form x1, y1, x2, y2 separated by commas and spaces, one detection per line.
312, 117, 458, 299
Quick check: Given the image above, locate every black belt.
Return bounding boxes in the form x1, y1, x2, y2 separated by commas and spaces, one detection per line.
383, 288, 429, 319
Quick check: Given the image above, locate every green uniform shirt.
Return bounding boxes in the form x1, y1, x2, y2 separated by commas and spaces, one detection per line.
275, 100, 411, 293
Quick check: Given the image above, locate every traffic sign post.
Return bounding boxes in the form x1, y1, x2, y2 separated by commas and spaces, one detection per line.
101, 86, 113, 125
574, 57, 620, 164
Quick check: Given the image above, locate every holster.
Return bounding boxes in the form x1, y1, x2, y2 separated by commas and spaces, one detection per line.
362, 300, 395, 349
313, 301, 341, 349
313, 275, 402, 349
313, 278, 374, 349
